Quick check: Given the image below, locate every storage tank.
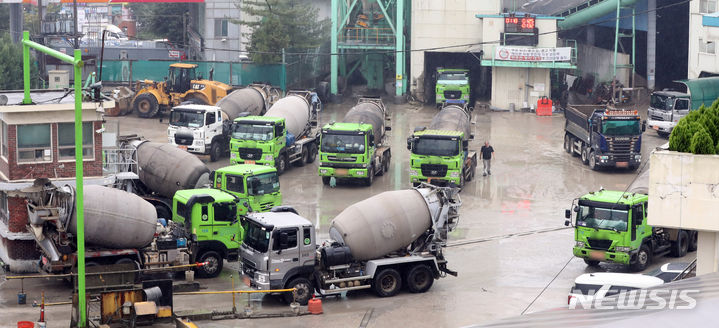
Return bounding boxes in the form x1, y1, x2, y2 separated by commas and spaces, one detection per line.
215, 86, 268, 120
134, 141, 210, 198
264, 94, 311, 138
343, 98, 385, 145
429, 104, 471, 140
70, 185, 157, 248
329, 188, 440, 261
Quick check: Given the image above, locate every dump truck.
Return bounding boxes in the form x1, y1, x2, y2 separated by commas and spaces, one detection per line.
317, 97, 391, 186
565, 168, 697, 271
435, 68, 470, 107
240, 184, 461, 305
168, 84, 277, 161
407, 102, 476, 188
564, 105, 645, 170
25, 181, 192, 276
131, 63, 233, 118
211, 164, 282, 214
229, 90, 319, 174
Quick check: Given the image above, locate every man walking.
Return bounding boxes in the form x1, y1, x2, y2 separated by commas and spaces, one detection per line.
480, 141, 494, 176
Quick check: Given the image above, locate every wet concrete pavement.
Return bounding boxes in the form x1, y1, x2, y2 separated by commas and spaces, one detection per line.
1, 99, 696, 327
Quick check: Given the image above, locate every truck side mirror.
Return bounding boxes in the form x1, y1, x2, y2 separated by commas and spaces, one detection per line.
573, 206, 579, 212
406, 138, 412, 150
565, 209, 571, 219
462, 140, 469, 151
564, 219, 571, 226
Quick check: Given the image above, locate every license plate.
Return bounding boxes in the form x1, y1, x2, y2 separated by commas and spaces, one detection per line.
652, 126, 659, 130
589, 250, 605, 260
616, 162, 629, 168
178, 145, 188, 151
245, 160, 256, 165
335, 168, 349, 176
242, 275, 251, 287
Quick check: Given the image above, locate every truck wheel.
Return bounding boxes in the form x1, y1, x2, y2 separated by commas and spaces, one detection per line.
276, 155, 288, 175
564, 134, 572, 154
583, 259, 600, 267
630, 245, 651, 272
688, 231, 698, 252
196, 250, 223, 278
406, 265, 434, 293
580, 145, 589, 165
373, 268, 402, 297
377, 159, 386, 176
133, 93, 160, 118
284, 277, 313, 305
671, 231, 689, 257
306, 144, 317, 164
588, 150, 598, 171
364, 166, 374, 186
209, 141, 221, 162
322, 177, 331, 185
297, 148, 308, 167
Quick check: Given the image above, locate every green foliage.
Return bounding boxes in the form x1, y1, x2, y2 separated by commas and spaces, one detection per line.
129, 4, 190, 44
0, 34, 39, 90
237, 0, 330, 64
691, 130, 715, 154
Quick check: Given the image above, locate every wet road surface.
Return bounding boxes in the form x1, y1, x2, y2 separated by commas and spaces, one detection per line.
1, 98, 695, 327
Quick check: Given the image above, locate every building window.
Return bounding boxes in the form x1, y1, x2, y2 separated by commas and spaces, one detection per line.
0, 192, 7, 225
17, 124, 52, 163
1, 121, 7, 158
57, 122, 94, 160
214, 19, 228, 37
701, 0, 717, 13
699, 38, 716, 54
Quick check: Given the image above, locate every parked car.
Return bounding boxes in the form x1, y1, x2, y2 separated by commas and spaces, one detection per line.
568, 272, 664, 306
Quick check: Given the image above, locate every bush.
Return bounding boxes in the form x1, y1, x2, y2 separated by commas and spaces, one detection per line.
691, 130, 715, 154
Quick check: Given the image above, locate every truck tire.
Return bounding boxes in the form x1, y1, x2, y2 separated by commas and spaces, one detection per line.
209, 141, 221, 162
688, 231, 698, 252
588, 150, 598, 171
297, 148, 308, 167
322, 177, 331, 185
134, 93, 160, 118
630, 244, 651, 272
373, 268, 402, 297
196, 250, 223, 278
564, 134, 572, 154
364, 166, 374, 186
284, 277, 313, 305
377, 158, 386, 176
581, 145, 589, 165
406, 265, 434, 293
276, 154, 288, 175
307, 144, 317, 164
671, 231, 689, 257
583, 259, 600, 266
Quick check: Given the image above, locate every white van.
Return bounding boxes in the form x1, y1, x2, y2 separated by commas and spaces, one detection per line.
568, 272, 664, 307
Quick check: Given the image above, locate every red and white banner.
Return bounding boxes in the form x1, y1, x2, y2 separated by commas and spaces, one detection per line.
495, 46, 571, 62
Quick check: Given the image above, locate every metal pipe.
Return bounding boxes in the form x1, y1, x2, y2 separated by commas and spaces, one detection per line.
175, 288, 296, 296
99, 30, 107, 82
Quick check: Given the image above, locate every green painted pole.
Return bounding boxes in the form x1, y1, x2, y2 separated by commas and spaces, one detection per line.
330, 0, 339, 96
280, 48, 286, 94
22, 32, 31, 104
395, 0, 405, 97
73, 48, 87, 328
612, 1, 620, 81
632, 7, 636, 88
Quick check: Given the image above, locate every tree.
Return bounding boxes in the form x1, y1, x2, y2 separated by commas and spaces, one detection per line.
237, 0, 330, 64
0, 34, 39, 90
690, 130, 715, 155
129, 3, 190, 44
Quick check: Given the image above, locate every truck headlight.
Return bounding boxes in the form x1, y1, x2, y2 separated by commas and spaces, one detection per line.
356, 170, 365, 176
264, 154, 273, 161
320, 169, 328, 174
575, 241, 585, 248
634, 154, 641, 161
196, 140, 204, 146
255, 272, 268, 284
231, 153, 237, 159
450, 171, 460, 178
409, 169, 418, 176
615, 246, 631, 252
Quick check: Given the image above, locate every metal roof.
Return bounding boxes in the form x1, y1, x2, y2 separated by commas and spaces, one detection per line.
503, 0, 588, 16
676, 77, 719, 110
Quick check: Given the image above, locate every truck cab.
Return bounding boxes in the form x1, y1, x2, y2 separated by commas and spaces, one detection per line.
240, 208, 316, 303
168, 104, 228, 161
407, 129, 472, 187
211, 164, 282, 214
647, 91, 691, 137
230, 116, 286, 168
172, 188, 243, 278
435, 68, 470, 107
318, 122, 386, 185
566, 189, 697, 271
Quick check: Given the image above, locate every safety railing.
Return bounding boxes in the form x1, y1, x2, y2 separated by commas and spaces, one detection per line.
339, 27, 395, 46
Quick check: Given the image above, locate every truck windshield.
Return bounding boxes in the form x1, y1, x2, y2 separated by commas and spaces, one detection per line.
438, 73, 467, 81
232, 123, 273, 141
247, 172, 280, 196
601, 120, 640, 135
244, 221, 270, 253
170, 110, 204, 128
576, 205, 628, 232
320, 133, 365, 154
650, 94, 672, 111
413, 137, 459, 156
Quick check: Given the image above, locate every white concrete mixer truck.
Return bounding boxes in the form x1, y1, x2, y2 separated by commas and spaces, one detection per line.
239, 184, 461, 305
168, 84, 278, 161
